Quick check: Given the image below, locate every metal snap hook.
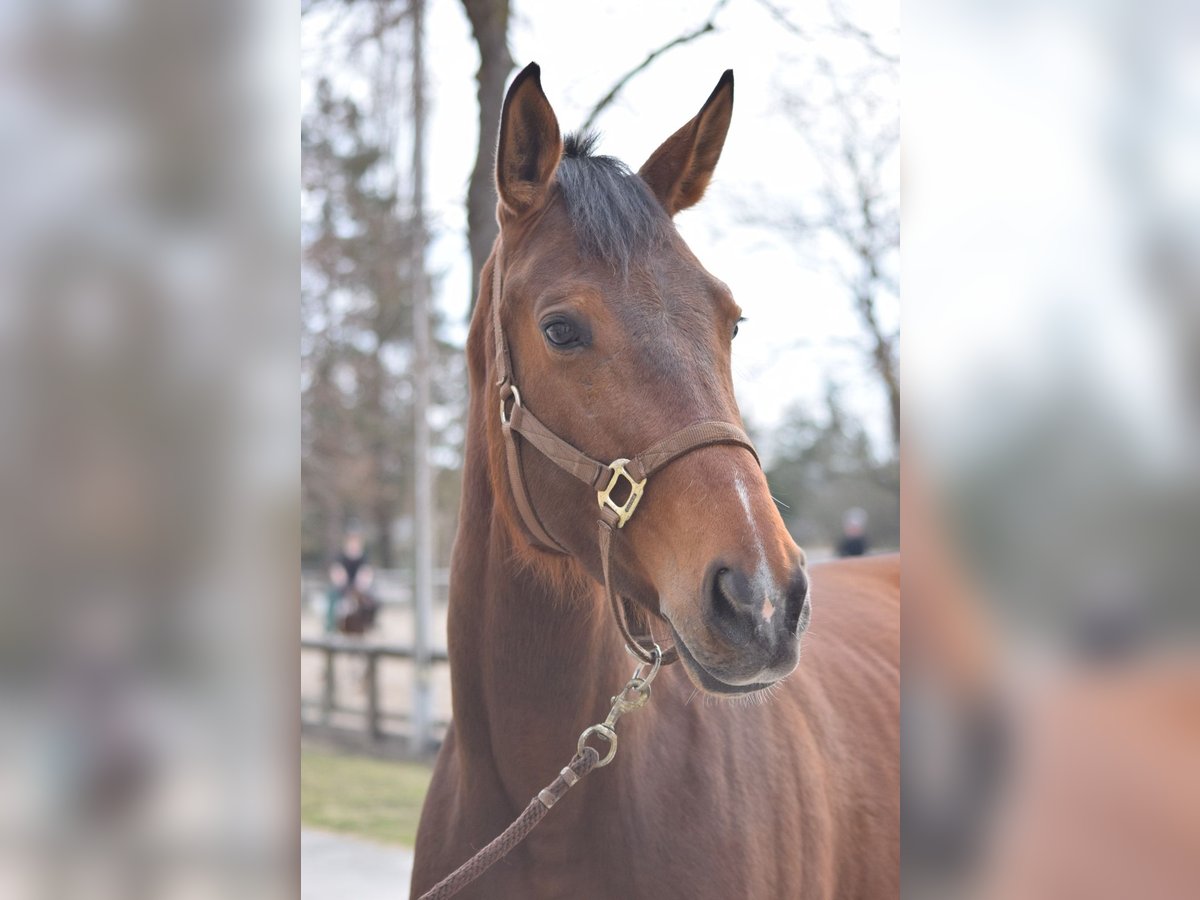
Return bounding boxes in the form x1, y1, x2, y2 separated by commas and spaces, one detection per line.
623, 641, 663, 683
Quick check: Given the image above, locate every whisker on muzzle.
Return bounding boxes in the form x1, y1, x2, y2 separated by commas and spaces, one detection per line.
699, 675, 790, 708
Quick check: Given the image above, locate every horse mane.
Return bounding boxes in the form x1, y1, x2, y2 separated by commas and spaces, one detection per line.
556, 132, 671, 273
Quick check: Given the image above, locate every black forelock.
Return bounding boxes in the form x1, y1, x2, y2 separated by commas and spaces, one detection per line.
555, 131, 671, 271
562, 132, 601, 159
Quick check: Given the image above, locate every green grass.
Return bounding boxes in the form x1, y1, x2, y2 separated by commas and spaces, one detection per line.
301, 748, 433, 846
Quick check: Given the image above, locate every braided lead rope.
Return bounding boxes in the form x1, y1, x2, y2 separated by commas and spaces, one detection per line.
417, 747, 601, 900
417, 648, 664, 900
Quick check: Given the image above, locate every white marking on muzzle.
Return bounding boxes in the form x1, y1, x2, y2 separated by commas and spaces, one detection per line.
734, 471, 776, 620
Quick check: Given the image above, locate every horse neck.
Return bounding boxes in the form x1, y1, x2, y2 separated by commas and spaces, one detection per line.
446, 398, 629, 804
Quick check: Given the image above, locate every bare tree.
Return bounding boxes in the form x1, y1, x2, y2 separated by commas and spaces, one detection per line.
461, 0, 514, 312
806, 82, 899, 450
758, 8, 900, 455
301, 79, 416, 566
301, 1, 463, 566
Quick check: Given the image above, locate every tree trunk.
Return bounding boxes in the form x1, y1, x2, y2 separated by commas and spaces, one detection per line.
875, 337, 901, 451
460, 0, 514, 314
854, 286, 900, 456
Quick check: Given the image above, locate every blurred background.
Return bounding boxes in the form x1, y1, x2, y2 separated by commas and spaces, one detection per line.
0, 1, 296, 898
299, 3, 897, 893
298, 0, 899, 888
904, 1, 1200, 898
1, 0, 1196, 898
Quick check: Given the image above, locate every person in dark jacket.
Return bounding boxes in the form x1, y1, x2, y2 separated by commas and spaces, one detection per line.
837, 507, 870, 558
326, 530, 375, 633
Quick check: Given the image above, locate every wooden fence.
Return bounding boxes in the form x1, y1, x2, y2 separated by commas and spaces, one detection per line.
300, 635, 450, 758
300, 568, 452, 759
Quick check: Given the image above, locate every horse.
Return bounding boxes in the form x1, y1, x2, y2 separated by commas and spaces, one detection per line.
411, 63, 900, 899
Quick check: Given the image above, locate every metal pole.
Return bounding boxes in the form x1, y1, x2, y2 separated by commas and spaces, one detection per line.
409, 0, 433, 757
365, 650, 381, 742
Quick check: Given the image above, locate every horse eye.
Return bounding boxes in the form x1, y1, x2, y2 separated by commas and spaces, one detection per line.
542, 319, 580, 348
733, 317, 746, 339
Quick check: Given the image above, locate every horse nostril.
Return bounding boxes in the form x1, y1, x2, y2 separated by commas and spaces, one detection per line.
705, 563, 760, 646
711, 566, 735, 615
706, 560, 809, 639
719, 565, 752, 603
784, 567, 810, 636
709, 564, 753, 618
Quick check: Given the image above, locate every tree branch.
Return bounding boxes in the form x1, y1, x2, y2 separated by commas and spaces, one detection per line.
752, 0, 812, 40
826, 0, 899, 66
581, 0, 731, 133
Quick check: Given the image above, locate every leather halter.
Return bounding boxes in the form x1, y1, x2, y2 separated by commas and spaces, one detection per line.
489, 244, 760, 665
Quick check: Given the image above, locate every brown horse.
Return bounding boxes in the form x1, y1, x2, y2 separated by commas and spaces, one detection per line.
411, 64, 899, 899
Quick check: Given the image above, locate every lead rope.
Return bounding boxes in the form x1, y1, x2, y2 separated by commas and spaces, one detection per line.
417, 648, 664, 900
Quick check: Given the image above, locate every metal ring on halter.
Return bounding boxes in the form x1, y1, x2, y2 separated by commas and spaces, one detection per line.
625, 643, 662, 686
577, 723, 619, 767
499, 384, 522, 425
624, 641, 663, 678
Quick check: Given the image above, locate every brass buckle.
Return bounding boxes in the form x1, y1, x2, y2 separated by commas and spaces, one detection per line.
597, 458, 645, 528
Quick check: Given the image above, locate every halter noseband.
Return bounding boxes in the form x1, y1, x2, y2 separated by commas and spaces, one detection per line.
489, 244, 760, 665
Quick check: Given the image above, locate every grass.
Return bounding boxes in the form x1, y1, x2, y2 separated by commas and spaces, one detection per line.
301, 748, 434, 846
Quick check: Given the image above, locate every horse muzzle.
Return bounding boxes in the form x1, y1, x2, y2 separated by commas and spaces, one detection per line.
668, 562, 811, 694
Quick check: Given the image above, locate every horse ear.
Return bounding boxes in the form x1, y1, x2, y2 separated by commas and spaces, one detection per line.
638, 70, 734, 216
496, 62, 563, 219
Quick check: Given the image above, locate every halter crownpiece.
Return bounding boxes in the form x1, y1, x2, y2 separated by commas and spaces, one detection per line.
489, 243, 761, 665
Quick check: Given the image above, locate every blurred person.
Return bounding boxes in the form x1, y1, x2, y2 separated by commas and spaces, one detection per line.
325, 530, 377, 636
837, 507, 870, 557
1070, 569, 1149, 664
49, 607, 158, 826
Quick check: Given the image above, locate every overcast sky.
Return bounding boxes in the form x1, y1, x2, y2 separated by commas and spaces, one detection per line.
303, 0, 900, 458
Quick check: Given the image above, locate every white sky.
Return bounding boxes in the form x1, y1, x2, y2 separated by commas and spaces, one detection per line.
903, 1, 1186, 472
304, 0, 900, 458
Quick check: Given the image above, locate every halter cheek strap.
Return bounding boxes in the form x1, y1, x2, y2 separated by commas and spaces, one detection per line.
490, 245, 760, 665
491, 253, 571, 554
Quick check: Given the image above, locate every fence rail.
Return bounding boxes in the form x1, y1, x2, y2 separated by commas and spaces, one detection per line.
300, 635, 449, 759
